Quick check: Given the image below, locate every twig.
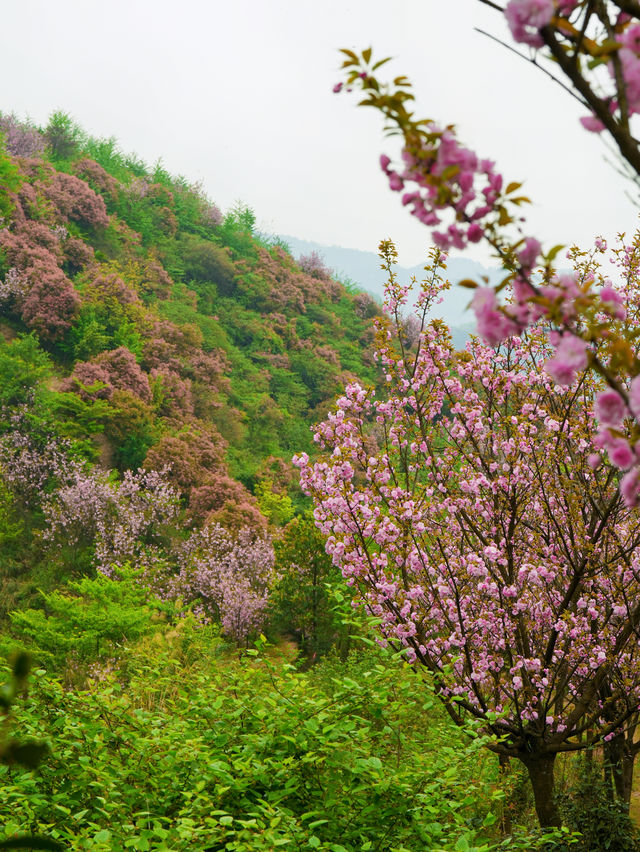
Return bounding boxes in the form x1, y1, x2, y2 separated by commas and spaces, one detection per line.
474, 27, 587, 107
476, 0, 505, 10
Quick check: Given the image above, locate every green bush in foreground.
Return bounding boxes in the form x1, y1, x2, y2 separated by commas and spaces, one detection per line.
0, 633, 575, 851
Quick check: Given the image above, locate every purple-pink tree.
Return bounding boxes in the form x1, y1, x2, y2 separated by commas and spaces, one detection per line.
296, 244, 640, 827
168, 523, 275, 645
42, 465, 179, 576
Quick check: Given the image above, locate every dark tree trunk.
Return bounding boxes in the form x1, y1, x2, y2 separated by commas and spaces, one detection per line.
604, 734, 635, 809
520, 752, 561, 829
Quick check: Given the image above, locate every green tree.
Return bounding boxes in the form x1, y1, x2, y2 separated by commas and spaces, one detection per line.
271, 517, 344, 661
0, 335, 51, 407
44, 111, 82, 162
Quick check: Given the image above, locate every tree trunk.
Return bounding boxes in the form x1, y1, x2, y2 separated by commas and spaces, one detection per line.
520, 752, 561, 828
604, 734, 635, 809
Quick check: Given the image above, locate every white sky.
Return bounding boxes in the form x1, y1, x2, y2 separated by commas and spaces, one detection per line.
0, 0, 637, 267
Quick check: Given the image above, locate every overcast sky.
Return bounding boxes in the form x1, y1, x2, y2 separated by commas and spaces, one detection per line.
1, 0, 637, 267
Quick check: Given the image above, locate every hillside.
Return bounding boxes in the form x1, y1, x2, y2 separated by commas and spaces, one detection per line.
0, 112, 630, 852
0, 112, 384, 616
277, 233, 505, 337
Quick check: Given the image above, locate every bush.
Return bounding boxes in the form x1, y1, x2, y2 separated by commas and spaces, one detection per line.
0, 639, 512, 851
558, 758, 640, 851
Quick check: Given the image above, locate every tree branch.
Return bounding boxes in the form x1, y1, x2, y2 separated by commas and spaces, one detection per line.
543, 25, 640, 176
474, 27, 587, 107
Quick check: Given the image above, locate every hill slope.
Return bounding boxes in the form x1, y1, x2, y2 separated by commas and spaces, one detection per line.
0, 112, 383, 612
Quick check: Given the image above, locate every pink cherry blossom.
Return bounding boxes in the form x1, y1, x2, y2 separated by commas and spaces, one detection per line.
544, 334, 588, 385
594, 389, 628, 426
505, 0, 554, 48
629, 375, 640, 421
608, 437, 635, 470
600, 284, 627, 319
580, 115, 605, 133
621, 467, 640, 507
518, 237, 542, 271
471, 287, 520, 346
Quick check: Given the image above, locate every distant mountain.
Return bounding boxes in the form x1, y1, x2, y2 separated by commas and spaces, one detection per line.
278, 235, 506, 334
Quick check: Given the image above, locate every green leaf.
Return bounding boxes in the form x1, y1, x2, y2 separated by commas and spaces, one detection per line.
545, 244, 565, 262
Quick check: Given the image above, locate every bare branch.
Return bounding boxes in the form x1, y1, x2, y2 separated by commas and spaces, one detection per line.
474, 27, 587, 106
543, 25, 640, 177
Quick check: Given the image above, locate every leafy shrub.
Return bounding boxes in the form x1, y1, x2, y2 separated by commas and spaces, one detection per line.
10, 567, 173, 672
0, 334, 51, 407
0, 639, 515, 851
558, 758, 640, 851
270, 516, 343, 661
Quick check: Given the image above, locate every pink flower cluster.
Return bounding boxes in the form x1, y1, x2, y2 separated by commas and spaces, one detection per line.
0, 267, 28, 304
505, 0, 555, 48
0, 113, 46, 158
0, 414, 81, 506
168, 524, 276, 644
42, 465, 179, 575
544, 334, 589, 385
380, 128, 505, 251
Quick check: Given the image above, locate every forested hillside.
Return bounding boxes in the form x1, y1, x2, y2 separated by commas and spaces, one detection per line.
0, 111, 383, 624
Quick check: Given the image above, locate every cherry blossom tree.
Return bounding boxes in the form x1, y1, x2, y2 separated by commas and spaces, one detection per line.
336, 4, 640, 505
296, 244, 640, 827
42, 465, 179, 576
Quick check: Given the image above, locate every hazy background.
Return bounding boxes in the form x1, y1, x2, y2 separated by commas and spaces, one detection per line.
0, 0, 636, 270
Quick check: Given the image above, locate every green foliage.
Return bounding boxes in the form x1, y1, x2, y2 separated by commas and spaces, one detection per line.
0, 335, 51, 407
67, 309, 111, 360
558, 758, 640, 851
270, 518, 344, 660
9, 567, 173, 671
255, 478, 294, 528
289, 351, 337, 408
0, 148, 21, 218
0, 634, 514, 851
47, 392, 112, 462
181, 234, 237, 294
0, 653, 64, 850
44, 111, 83, 163
103, 392, 156, 471
217, 203, 258, 257
83, 135, 138, 183
0, 481, 24, 572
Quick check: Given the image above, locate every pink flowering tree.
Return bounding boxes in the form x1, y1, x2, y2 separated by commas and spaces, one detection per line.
296, 244, 640, 828
335, 5, 640, 504
42, 465, 179, 576
167, 523, 276, 645
0, 408, 82, 508
0, 114, 46, 159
